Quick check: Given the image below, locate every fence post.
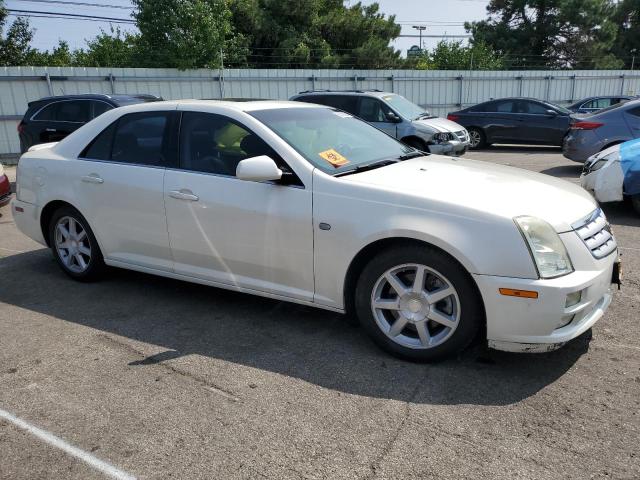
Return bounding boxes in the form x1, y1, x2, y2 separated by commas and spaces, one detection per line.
620, 74, 626, 95
545, 76, 552, 101
108, 73, 115, 94
390, 74, 394, 93
569, 75, 576, 102
45, 72, 53, 96
516, 76, 523, 96
311, 74, 316, 91
353, 75, 358, 90
457, 76, 463, 107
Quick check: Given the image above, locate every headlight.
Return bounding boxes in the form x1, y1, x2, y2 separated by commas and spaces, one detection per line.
588, 158, 608, 172
432, 132, 451, 143
514, 216, 574, 279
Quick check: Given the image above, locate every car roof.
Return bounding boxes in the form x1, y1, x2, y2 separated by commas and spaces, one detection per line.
30, 93, 162, 106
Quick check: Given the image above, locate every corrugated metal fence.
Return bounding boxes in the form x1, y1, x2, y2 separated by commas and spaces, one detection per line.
1, 66, 639, 158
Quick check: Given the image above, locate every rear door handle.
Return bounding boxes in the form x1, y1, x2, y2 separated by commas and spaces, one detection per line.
81, 174, 104, 184
169, 189, 199, 201
45, 128, 57, 132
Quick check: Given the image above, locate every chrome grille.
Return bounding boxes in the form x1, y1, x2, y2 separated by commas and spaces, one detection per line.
572, 209, 617, 259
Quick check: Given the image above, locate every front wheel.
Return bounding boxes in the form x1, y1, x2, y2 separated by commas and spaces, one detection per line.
49, 205, 105, 281
355, 245, 482, 361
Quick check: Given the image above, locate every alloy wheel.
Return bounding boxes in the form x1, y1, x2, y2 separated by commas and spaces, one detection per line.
469, 130, 481, 148
370, 263, 461, 350
54, 216, 92, 273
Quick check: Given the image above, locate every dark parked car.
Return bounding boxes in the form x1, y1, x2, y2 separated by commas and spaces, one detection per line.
447, 97, 573, 149
18, 93, 162, 153
567, 95, 635, 114
563, 99, 640, 163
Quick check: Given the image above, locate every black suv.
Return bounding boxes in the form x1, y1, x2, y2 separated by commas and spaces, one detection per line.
18, 93, 162, 153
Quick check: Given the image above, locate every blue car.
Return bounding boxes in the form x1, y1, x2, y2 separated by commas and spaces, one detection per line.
568, 96, 635, 114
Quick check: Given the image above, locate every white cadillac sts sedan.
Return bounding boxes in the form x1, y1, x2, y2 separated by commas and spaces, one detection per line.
12, 100, 620, 361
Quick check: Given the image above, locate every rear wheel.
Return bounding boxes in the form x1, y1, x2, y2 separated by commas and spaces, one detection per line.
355, 245, 482, 361
467, 128, 486, 149
49, 206, 105, 281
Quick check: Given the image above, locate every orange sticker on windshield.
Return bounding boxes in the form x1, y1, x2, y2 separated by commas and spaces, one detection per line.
319, 149, 349, 168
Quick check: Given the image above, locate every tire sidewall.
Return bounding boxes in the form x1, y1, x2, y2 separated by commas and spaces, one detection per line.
355, 246, 482, 362
49, 206, 104, 281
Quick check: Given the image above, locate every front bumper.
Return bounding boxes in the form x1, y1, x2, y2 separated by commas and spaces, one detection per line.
428, 139, 468, 156
474, 250, 617, 353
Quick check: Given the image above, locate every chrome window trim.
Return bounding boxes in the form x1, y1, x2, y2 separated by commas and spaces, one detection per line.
30, 99, 113, 123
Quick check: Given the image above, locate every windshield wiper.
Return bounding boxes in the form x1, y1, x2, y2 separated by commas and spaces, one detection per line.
334, 159, 399, 177
398, 151, 424, 160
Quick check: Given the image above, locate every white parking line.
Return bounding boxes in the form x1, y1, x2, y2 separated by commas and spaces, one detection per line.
0, 408, 137, 480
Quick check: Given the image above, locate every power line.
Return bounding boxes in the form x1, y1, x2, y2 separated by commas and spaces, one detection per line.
17, 0, 134, 9
7, 8, 135, 23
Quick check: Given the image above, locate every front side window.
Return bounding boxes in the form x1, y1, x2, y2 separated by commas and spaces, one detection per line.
523, 101, 549, 114
250, 107, 415, 175
495, 100, 515, 113
80, 111, 171, 166
179, 111, 278, 176
358, 97, 390, 122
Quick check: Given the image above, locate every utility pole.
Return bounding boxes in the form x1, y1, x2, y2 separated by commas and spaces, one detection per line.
412, 25, 427, 52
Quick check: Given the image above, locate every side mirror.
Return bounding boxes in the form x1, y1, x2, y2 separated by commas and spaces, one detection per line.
386, 112, 402, 123
545, 109, 558, 116
236, 155, 282, 182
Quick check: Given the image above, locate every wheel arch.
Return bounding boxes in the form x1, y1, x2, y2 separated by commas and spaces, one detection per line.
39, 200, 98, 249
400, 135, 429, 148
342, 237, 486, 335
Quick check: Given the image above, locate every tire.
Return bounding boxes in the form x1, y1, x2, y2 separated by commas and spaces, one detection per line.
355, 245, 482, 361
403, 137, 428, 152
48, 205, 105, 281
467, 128, 486, 149
632, 195, 640, 216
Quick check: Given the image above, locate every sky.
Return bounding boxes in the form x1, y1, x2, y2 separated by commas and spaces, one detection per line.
6, 0, 490, 55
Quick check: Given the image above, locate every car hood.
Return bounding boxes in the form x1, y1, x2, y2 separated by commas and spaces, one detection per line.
413, 117, 464, 133
344, 155, 597, 233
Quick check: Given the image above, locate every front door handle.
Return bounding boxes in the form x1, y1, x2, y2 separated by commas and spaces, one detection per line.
169, 189, 199, 201
45, 128, 57, 132
81, 174, 104, 184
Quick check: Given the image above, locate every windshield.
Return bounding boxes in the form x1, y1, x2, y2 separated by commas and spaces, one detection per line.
250, 107, 416, 174
380, 94, 428, 120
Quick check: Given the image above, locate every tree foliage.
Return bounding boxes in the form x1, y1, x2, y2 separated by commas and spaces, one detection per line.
465, 0, 623, 69
0, 3, 34, 66
408, 41, 504, 70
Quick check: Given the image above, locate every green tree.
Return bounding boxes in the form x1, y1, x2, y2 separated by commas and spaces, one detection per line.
612, 0, 640, 68
408, 40, 504, 70
0, 2, 34, 66
228, 0, 401, 68
466, 0, 622, 69
133, 0, 247, 69
74, 27, 138, 68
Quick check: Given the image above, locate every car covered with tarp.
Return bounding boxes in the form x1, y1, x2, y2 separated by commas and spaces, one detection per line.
581, 138, 640, 214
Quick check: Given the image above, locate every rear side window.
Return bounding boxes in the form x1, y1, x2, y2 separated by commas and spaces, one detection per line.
627, 106, 640, 117
80, 111, 172, 166
81, 122, 116, 160
322, 95, 358, 114
33, 100, 91, 122
92, 101, 113, 118
494, 100, 515, 113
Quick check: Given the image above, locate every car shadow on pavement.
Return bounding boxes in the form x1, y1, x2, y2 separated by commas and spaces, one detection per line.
0, 249, 591, 407
540, 165, 583, 178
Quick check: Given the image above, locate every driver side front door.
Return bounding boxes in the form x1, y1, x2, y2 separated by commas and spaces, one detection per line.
163, 111, 315, 302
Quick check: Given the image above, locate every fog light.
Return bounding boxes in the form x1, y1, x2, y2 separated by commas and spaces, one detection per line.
556, 314, 575, 329
565, 290, 582, 308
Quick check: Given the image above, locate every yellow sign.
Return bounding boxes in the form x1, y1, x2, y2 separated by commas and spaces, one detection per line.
318, 148, 349, 168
